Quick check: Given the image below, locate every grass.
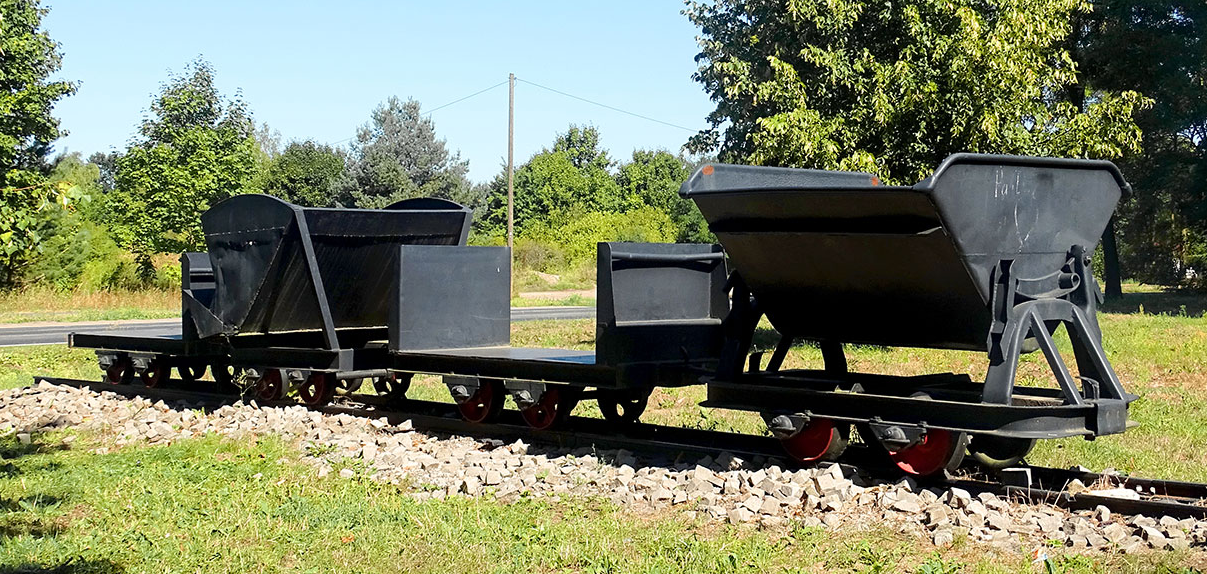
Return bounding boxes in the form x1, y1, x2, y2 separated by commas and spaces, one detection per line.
0, 431, 1198, 573
0, 287, 178, 324
0, 345, 97, 391
511, 294, 596, 308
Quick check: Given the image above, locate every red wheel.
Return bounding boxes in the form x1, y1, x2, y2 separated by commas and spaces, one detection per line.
105, 358, 133, 385
886, 429, 968, 476
456, 379, 504, 423
139, 360, 170, 388
254, 369, 284, 401
299, 372, 336, 406
520, 387, 578, 430
780, 418, 849, 464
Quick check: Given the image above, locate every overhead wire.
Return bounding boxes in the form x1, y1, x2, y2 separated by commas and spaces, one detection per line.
329, 75, 697, 146
328, 79, 510, 146
516, 77, 696, 132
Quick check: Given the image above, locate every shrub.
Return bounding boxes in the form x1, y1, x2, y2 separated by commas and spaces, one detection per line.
524, 207, 677, 266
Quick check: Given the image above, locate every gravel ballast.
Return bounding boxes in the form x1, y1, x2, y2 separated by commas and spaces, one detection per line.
1, 381, 1203, 555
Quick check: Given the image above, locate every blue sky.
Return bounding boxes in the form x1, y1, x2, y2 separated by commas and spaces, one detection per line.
42, 1, 717, 183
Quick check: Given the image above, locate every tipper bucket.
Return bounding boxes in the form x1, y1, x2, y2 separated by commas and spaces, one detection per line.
680, 154, 1128, 351
188, 194, 472, 341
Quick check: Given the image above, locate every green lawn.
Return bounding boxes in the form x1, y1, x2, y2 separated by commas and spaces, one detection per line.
0, 431, 1195, 573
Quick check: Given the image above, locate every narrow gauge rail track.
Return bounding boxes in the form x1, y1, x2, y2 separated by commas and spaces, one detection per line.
32, 376, 1207, 521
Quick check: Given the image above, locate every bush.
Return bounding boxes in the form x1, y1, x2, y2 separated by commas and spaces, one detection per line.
524, 207, 677, 266
151, 255, 182, 291
514, 238, 568, 274
77, 247, 142, 292
21, 208, 178, 293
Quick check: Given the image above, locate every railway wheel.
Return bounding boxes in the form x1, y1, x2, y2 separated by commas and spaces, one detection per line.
520, 387, 579, 430
373, 373, 411, 403
597, 389, 650, 425
178, 364, 207, 385
455, 379, 505, 423
299, 372, 337, 407
966, 435, 1036, 471
105, 357, 134, 385
885, 429, 968, 477
254, 369, 285, 401
780, 419, 849, 464
139, 359, 171, 388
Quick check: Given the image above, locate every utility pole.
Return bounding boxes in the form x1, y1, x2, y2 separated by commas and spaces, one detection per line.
507, 73, 515, 256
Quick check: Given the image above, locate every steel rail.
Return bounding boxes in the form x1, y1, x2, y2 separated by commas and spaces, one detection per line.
28, 376, 1207, 520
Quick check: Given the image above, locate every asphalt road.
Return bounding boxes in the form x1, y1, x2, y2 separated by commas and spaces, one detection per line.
0, 306, 595, 348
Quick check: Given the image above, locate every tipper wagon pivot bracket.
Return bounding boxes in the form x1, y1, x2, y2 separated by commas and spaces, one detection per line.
984, 245, 1131, 433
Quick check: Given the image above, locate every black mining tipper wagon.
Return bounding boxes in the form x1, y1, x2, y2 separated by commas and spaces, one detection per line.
68, 153, 1135, 477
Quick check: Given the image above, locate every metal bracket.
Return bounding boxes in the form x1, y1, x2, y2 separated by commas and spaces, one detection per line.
866, 418, 927, 451
715, 273, 762, 381
762, 412, 810, 439
444, 375, 481, 405
505, 380, 548, 408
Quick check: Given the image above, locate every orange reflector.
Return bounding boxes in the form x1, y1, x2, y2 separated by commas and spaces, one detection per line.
702, 165, 714, 175
871, 177, 881, 186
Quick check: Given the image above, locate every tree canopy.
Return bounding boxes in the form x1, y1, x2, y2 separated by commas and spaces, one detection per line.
1078, 0, 1206, 284
481, 125, 626, 233
340, 97, 476, 208
0, 0, 77, 286
261, 140, 345, 207
106, 59, 258, 264
685, 0, 1148, 184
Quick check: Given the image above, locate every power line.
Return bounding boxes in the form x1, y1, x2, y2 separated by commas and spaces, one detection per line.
329, 78, 510, 146
516, 77, 696, 133
424, 79, 509, 115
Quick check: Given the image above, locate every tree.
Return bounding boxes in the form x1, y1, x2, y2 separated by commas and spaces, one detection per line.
684, 0, 1148, 184
480, 125, 625, 234
107, 59, 258, 265
88, 151, 120, 194
1078, 1, 1207, 286
615, 150, 712, 243
0, 0, 77, 286
261, 140, 346, 207
340, 97, 477, 208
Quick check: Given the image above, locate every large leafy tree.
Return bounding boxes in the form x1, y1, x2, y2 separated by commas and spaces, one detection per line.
107, 59, 258, 265
480, 125, 626, 234
1079, 1, 1206, 286
0, 0, 77, 286
685, 0, 1148, 184
615, 150, 712, 243
261, 140, 346, 207
340, 97, 477, 208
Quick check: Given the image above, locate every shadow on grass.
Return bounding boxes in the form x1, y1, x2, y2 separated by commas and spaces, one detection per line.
1102, 289, 1207, 316
0, 559, 123, 574
0, 493, 69, 540
0, 437, 68, 478
0, 495, 64, 512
